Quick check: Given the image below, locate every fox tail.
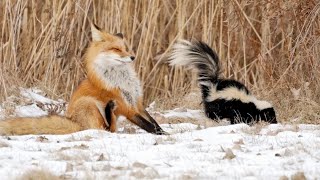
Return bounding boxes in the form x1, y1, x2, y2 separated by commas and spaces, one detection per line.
0, 115, 82, 135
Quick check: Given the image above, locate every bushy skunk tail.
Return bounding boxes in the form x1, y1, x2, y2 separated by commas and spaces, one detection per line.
169, 40, 220, 85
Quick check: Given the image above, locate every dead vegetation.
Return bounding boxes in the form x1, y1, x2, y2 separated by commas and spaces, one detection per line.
291, 172, 307, 180
0, 0, 319, 123
17, 169, 61, 180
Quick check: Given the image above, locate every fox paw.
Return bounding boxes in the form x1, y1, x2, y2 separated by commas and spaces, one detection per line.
106, 100, 117, 111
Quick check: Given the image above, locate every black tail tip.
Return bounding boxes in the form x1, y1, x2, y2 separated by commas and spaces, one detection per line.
154, 128, 169, 135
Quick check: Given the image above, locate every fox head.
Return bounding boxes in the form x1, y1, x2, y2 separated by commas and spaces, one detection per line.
86, 24, 135, 68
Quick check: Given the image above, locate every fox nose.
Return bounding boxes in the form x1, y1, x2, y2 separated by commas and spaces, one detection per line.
130, 56, 135, 61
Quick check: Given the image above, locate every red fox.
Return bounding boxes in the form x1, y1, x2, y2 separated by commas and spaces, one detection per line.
0, 24, 166, 135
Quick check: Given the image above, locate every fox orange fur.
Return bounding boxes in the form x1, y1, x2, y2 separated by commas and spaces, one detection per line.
0, 24, 166, 136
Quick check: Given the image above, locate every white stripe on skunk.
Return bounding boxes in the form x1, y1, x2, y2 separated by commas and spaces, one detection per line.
169, 40, 277, 124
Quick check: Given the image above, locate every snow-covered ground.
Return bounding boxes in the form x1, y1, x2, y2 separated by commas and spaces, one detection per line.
0, 89, 319, 179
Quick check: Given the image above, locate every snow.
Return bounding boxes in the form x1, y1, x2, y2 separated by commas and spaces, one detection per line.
20, 88, 60, 104
0, 89, 320, 179
161, 108, 204, 119
0, 107, 3, 120
15, 104, 48, 117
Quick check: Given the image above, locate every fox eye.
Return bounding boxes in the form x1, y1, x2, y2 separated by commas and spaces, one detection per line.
110, 48, 121, 52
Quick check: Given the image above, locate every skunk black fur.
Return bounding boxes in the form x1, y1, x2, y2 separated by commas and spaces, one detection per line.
169, 40, 277, 124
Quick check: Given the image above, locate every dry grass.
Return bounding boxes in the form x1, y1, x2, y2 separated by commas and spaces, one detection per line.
17, 169, 61, 180
0, 0, 319, 123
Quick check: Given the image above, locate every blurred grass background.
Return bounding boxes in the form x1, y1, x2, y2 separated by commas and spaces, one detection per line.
0, 0, 319, 123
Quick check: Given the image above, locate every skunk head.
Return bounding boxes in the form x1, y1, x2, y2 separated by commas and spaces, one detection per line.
259, 107, 277, 124
254, 99, 277, 123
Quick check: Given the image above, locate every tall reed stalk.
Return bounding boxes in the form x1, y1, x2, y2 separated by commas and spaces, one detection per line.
1, 0, 319, 123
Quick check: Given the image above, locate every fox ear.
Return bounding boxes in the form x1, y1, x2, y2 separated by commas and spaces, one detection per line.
115, 33, 124, 39
91, 23, 103, 41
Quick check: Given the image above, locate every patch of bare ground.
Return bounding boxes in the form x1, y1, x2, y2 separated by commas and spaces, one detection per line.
17, 169, 61, 180
241, 122, 269, 135
0, 140, 9, 148
222, 148, 236, 160
291, 172, 307, 180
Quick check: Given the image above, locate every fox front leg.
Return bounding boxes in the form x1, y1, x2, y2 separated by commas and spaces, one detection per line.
105, 100, 117, 132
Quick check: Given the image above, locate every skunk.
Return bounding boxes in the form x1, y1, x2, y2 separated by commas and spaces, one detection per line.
169, 40, 277, 124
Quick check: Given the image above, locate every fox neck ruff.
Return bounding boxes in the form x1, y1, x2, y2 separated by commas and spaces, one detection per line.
88, 61, 142, 107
